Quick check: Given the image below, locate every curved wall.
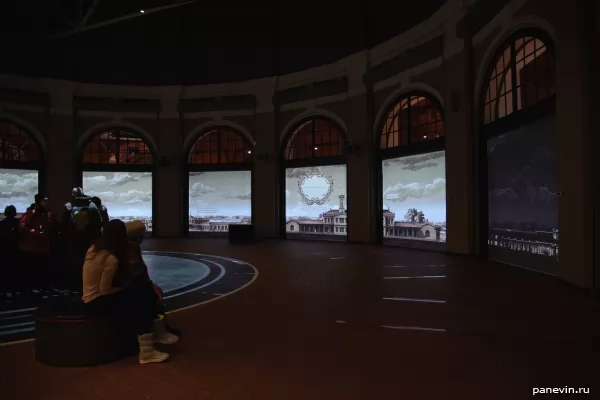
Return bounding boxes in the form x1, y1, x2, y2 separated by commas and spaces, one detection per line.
0, 0, 595, 288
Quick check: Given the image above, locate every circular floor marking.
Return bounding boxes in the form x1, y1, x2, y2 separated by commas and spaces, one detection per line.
145, 255, 210, 294
0, 251, 258, 345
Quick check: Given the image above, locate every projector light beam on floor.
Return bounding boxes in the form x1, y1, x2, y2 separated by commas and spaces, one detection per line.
383, 275, 447, 280
382, 297, 447, 304
381, 325, 446, 333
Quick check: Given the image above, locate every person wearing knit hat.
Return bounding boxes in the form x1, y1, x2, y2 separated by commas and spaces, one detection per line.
119, 220, 180, 346
126, 220, 147, 245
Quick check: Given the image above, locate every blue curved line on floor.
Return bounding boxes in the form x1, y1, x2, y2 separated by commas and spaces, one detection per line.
0, 314, 34, 321
0, 322, 34, 330
163, 259, 225, 300
1, 252, 255, 341
0, 327, 34, 336
145, 255, 210, 294
0, 307, 36, 316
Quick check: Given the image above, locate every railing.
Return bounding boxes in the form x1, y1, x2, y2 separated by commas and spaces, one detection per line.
488, 237, 558, 257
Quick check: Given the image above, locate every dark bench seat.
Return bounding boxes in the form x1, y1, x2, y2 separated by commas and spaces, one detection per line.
35, 298, 137, 367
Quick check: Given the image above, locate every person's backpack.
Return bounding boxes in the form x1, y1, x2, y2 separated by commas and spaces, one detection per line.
71, 197, 101, 233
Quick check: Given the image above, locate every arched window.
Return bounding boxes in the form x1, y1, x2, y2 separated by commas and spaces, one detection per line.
284, 117, 344, 161
0, 120, 41, 163
79, 127, 155, 233
282, 116, 348, 241
0, 120, 43, 220
81, 129, 154, 165
378, 92, 446, 248
188, 127, 253, 165
186, 126, 254, 235
482, 35, 555, 125
379, 94, 444, 149
481, 30, 558, 274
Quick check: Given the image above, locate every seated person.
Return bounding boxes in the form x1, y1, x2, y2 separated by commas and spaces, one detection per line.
114, 220, 180, 342
81, 219, 175, 364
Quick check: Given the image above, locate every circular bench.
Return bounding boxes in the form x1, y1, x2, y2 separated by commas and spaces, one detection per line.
35, 298, 138, 367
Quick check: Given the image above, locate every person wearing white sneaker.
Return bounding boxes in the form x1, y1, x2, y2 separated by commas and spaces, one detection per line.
138, 333, 169, 364
82, 219, 170, 364
152, 314, 179, 344
114, 220, 182, 342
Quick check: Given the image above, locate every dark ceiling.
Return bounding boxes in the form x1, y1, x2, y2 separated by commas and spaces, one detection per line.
0, 0, 447, 86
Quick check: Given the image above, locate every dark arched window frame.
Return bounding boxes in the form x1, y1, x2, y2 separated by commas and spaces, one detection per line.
281, 116, 347, 168
375, 91, 446, 245
187, 127, 253, 167
80, 128, 155, 169
378, 91, 446, 160
183, 126, 255, 236
479, 29, 556, 137
77, 127, 157, 236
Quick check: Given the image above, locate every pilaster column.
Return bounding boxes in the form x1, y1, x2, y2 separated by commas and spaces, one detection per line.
556, 0, 594, 287
154, 91, 182, 237
47, 87, 76, 213
444, 33, 476, 255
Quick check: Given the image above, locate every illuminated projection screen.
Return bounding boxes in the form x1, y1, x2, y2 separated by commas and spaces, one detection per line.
487, 116, 558, 274
82, 171, 153, 231
188, 171, 252, 232
382, 151, 446, 244
285, 164, 347, 240
0, 168, 39, 220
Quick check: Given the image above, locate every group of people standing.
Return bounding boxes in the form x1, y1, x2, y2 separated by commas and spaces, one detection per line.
0, 187, 109, 292
1, 187, 177, 363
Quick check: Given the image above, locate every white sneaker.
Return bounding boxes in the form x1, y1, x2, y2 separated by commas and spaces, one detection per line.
152, 315, 180, 345
138, 333, 169, 364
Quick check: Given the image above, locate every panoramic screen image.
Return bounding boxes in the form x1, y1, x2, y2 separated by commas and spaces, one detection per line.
381, 151, 446, 243
285, 164, 347, 239
82, 171, 153, 231
487, 116, 558, 273
188, 171, 252, 232
0, 168, 39, 220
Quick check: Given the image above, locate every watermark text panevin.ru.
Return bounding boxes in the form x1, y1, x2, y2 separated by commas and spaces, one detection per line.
533, 387, 590, 395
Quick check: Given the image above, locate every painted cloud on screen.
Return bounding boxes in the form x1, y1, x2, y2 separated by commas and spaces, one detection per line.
382, 151, 447, 224
188, 171, 252, 218
83, 172, 153, 218
0, 169, 39, 213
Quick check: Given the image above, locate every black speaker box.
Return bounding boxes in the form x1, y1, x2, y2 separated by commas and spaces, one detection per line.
229, 224, 255, 244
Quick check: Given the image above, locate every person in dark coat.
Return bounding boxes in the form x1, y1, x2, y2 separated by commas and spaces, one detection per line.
90, 196, 110, 232
0, 205, 19, 291
18, 194, 55, 290
113, 220, 181, 340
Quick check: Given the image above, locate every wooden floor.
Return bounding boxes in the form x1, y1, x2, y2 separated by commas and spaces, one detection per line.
0, 239, 597, 400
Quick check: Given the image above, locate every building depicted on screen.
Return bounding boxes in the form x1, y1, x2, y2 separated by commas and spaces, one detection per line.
382, 210, 441, 241
488, 228, 558, 257
113, 216, 152, 231
286, 195, 347, 235
189, 215, 250, 232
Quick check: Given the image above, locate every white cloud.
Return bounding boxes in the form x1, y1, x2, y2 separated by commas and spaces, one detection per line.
82, 172, 152, 218
86, 189, 151, 204
190, 182, 215, 196
0, 170, 39, 212
222, 191, 251, 200
383, 178, 446, 202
